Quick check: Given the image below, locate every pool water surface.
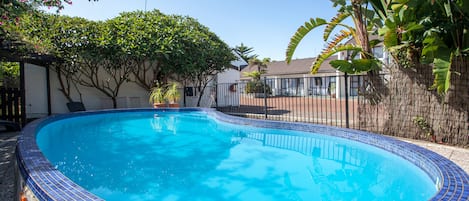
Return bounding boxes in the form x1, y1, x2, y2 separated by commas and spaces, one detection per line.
36, 110, 436, 201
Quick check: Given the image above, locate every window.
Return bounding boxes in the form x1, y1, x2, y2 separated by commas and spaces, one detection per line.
373, 46, 384, 59
350, 76, 362, 96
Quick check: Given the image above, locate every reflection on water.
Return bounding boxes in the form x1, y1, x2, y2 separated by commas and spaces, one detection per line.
37, 111, 435, 201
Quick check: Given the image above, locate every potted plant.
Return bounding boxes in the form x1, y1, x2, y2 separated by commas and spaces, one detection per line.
164, 82, 181, 108
149, 83, 181, 108
149, 86, 166, 108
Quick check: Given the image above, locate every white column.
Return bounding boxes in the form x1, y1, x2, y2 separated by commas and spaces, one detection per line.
303, 75, 309, 96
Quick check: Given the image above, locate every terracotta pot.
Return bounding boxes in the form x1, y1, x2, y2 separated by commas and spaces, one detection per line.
153, 103, 167, 108
168, 103, 180, 108
153, 103, 179, 108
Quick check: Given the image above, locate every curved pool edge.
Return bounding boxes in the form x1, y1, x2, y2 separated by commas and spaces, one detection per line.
17, 108, 468, 201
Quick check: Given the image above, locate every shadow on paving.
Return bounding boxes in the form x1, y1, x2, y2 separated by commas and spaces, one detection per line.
0, 132, 18, 201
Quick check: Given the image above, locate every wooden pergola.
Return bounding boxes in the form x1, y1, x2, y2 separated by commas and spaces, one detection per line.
0, 42, 55, 125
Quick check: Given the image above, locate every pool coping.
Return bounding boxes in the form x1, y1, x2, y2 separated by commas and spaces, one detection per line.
17, 108, 469, 201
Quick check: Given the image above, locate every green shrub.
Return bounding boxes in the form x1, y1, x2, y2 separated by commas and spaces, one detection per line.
245, 81, 272, 94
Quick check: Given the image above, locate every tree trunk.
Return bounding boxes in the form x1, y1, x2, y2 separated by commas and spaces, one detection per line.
112, 97, 117, 109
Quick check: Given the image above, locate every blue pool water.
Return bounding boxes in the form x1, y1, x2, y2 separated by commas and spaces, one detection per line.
36, 111, 436, 201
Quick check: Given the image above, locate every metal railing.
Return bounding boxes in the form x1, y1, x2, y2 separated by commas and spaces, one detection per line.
215, 74, 387, 133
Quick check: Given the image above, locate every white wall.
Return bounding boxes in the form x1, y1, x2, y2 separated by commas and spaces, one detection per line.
24, 64, 48, 118
216, 68, 240, 107
26, 61, 243, 114
25, 63, 152, 115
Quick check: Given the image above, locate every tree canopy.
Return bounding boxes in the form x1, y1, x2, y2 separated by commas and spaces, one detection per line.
14, 9, 235, 107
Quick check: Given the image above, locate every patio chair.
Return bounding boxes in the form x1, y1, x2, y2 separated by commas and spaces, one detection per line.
0, 120, 21, 132
66, 102, 86, 112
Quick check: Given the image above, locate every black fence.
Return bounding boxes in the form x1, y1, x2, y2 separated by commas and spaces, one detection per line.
0, 87, 25, 126
215, 74, 387, 133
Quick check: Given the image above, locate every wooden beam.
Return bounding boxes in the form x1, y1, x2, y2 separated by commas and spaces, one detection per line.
20, 62, 26, 126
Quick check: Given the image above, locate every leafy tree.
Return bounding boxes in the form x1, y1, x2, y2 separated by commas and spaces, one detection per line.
1, 0, 96, 45
14, 13, 93, 102
108, 10, 166, 91
161, 16, 235, 106
72, 19, 135, 108
15, 9, 235, 108
233, 43, 258, 63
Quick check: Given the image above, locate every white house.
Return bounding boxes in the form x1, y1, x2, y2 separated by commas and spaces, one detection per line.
240, 37, 389, 98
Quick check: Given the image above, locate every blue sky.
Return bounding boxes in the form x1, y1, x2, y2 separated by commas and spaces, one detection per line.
49, 0, 340, 61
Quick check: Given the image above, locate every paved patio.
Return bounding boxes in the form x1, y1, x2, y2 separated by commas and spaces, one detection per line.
0, 132, 17, 201
0, 131, 467, 201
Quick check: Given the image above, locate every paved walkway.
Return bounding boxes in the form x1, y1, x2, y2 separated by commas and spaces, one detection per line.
0, 132, 467, 201
0, 132, 18, 201
398, 137, 469, 173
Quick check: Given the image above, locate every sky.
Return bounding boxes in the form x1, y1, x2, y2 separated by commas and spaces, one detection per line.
47, 0, 340, 61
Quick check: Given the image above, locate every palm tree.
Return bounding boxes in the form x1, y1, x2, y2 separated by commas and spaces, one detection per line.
248, 57, 270, 76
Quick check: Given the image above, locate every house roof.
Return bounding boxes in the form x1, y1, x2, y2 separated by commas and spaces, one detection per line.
241, 55, 338, 77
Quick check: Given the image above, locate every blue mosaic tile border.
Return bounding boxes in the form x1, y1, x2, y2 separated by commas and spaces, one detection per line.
17, 108, 468, 201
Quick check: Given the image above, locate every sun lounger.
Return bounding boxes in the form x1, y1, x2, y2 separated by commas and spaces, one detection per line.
66, 102, 86, 112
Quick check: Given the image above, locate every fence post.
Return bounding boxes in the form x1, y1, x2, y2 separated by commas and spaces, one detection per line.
344, 73, 350, 128
264, 77, 268, 119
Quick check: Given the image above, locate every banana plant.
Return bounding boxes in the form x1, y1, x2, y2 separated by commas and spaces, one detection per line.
286, 0, 382, 75
370, 0, 469, 94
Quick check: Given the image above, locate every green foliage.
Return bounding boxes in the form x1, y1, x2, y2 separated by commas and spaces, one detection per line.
245, 81, 272, 94
286, 18, 327, 64
15, 10, 234, 107
371, 0, 469, 94
412, 116, 433, 137
149, 82, 181, 104
234, 43, 258, 63
286, 1, 381, 74
149, 87, 165, 104
164, 82, 181, 103
243, 71, 264, 81
0, 61, 20, 87
329, 58, 381, 74
248, 57, 270, 74
312, 44, 363, 74
0, 62, 20, 78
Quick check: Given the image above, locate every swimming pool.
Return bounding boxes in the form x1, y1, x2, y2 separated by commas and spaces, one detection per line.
17, 108, 468, 201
